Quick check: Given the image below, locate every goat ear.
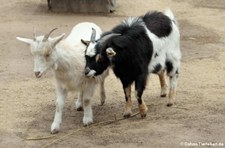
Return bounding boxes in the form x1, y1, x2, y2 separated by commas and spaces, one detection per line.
16, 37, 34, 45
51, 33, 65, 48
81, 39, 90, 46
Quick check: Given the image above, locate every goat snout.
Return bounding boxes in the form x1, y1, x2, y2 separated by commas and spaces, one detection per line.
84, 68, 96, 77
34, 71, 41, 78
84, 68, 91, 76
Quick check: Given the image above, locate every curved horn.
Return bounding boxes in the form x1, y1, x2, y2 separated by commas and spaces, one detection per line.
90, 28, 96, 43
98, 33, 121, 47
43, 28, 58, 42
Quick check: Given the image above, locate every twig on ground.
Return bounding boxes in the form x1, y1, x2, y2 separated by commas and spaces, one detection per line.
25, 135, 57, 140
40, 111, 140, 148
171, 106, 189, 110
26, 103, 188, 148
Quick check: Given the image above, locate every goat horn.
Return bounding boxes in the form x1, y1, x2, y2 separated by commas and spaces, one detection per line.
43, 28, 58, 42
90, 28, 96, 43
99, 33, 121, 47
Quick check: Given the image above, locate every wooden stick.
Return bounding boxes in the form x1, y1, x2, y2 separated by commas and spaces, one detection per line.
28, 103, 188, 148
25, 135, 57, 140
40, 112, 140, 148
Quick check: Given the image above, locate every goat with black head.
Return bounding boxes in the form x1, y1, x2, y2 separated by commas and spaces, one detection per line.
83, 9, 181, 118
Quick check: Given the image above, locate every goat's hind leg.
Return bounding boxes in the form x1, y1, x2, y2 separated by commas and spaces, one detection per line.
167, 66, 179, 107
99, 80, 106, 106
123, 84, 132, 118
158, 70, 168, 97
135, 74, 148, 118
75, 91, 83, 111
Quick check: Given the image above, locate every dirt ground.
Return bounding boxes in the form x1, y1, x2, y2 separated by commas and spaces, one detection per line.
0, 0, 225, 147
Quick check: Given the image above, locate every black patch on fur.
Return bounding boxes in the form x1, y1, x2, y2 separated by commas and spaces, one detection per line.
152, 64, 162, 74
105, 18, 153, 90
85, 53, 110, 76
166, 60, 173, 74
85, 14, 154, 105
135, 74, 147, 105
154, 52, 158, 58
142, 11, 172, 38
176, 69, 179, 74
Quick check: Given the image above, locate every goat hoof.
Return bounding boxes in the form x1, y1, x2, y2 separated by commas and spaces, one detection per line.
139, 105, 148, 118
160, 94, 167, 97
123, 111, 132, 118
100, 100, 105, 106
123, 114, 131, 118
83, 121, 93, 127
76, 106, 83, 111
51, 125, 60, 134
167, 103, 173, 107
51, 122, 60, 134
83, 117, 93, 126
51, 129, 59, 134
140, 113, 147, 118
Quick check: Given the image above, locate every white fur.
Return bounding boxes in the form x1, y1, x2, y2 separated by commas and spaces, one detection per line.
65, 22, 101, 47
145, 10, 181, 73
118, 9, 181, 105
144, 9, 181, 104
86, 42, 97, 57
17, 22, 108, 133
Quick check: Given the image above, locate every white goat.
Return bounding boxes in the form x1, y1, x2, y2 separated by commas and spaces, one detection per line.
16, 22, 108, 134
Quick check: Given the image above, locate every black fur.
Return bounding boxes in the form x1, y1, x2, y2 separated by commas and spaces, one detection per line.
142, 11, 172, 37
85, 11, 174, 107
152, 63, 162, 74
166, 60, 173, 74
85, 54, 110, 76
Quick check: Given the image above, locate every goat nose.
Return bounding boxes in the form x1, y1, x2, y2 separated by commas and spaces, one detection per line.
84, 68, 91, 75
34, 71, 40, 78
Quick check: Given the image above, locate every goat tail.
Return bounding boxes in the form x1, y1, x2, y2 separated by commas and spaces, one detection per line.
164, 8, 179, 26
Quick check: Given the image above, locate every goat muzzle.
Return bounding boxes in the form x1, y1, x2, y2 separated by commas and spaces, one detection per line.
84, 68, 91, 76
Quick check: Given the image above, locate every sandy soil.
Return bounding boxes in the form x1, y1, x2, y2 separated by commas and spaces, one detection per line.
0, 0, 225, 147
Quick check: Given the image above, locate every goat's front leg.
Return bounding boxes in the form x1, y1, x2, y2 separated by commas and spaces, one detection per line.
82, 87, 95, 126
75, 91, 83, 111
99, 80, 106, 105
123, 84, 132, 118
135, 74, 148, 118
51, 85, 67, 134
158, 70, 168, 97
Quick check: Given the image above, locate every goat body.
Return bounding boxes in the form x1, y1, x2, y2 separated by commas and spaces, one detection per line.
17, 22, 108, 134
84, 9, 181, 117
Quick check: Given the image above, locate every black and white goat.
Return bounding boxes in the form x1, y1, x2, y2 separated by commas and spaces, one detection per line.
83, 9, 181, 118
16, 22, 108, 133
